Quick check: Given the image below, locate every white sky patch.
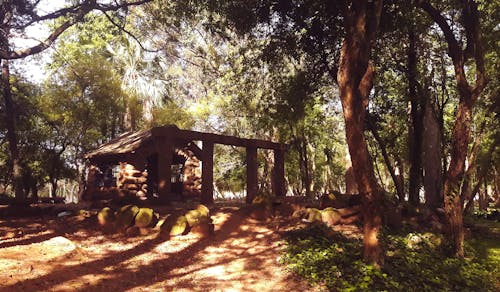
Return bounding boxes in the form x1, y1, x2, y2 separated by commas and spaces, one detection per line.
11, 0, 74, 83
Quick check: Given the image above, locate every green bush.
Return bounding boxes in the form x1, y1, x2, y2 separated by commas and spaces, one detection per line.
473, 208, 500, 222
281, 225, 497, 291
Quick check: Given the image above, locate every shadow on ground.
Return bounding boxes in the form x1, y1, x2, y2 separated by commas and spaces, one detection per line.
0, 206, 309, 291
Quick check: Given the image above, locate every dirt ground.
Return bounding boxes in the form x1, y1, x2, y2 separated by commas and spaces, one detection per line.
0, 204, 326, 292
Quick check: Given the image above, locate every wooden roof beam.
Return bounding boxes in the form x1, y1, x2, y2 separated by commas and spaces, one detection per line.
151, 126, 284, 150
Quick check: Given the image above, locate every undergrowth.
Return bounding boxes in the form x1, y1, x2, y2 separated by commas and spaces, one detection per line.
281, 224, 499, 291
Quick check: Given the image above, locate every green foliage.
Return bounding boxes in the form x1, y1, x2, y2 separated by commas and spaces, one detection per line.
213, 145, 246, 196
473, 208, 500, 222
150, 101, 195, 129
281, 225, 497, 291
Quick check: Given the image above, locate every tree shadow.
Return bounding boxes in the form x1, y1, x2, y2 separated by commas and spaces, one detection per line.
0, 207, 306, 291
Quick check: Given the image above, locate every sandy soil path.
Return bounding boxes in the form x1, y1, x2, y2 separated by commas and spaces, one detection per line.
0, 206, 311, 292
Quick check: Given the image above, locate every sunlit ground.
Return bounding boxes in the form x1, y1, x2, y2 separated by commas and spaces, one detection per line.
0, 207, 310, 291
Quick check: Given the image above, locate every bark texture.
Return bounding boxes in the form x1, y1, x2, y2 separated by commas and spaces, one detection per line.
407, 28, 424, 206
338, 0, 384, 266
419, 0, 487, 257
422, 100, 442, 209
0, 1, 25, 200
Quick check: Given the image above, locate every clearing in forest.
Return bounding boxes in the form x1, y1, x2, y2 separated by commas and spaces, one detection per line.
0, 206, 321, 291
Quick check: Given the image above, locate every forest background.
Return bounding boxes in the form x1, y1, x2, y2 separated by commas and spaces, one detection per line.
0, 0, 498, 264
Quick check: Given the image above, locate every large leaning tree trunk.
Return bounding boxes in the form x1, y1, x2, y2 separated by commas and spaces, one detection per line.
418, 0, 487, 257
338, 0, 384, 266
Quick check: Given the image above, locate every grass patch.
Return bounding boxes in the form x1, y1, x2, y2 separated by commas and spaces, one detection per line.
281, 224, 498, 291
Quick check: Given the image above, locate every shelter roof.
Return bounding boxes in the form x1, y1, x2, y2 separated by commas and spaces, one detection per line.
84, 129, 152, 159
85, 125, 285, 161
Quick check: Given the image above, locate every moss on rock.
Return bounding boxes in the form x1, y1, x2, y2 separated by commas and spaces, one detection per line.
97, 207, 115, 226
196, 204, 210, 217
134, 208, 157, 228
161, 214, 189, 236
115, 205, 140, 230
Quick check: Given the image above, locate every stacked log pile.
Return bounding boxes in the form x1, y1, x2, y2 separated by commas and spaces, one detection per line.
117, 163, 148, 200
175, 148, 202, 198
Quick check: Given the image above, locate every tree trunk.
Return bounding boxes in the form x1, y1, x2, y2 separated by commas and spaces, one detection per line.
407, 28, 423, 206
345, 152, 359, 194
419, 0, 487, 258
307, 142, 316, 196
443, 94, 473, 257
1, 58, 25, 200
394, 157, 405, 202
478, 181, 488, 210
422, 100, 442, 209
299, 137, 313, 197
1, 2, 26, 201
463, 132, 499, 213
50, 179, 58, 198
494, 169, 500, 208
338, 0, 384, 266
368, 118, 405, 201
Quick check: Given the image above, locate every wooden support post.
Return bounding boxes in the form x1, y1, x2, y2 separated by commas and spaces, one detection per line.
201, 141, 214, 204
246, 146, 258, 204
272, 147, 286, 197
156, 138, 173, 203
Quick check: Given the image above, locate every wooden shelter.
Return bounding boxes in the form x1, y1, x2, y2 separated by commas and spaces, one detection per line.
84, 125, 286, 204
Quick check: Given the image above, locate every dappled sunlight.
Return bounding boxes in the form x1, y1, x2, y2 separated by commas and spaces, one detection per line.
0, 206, 309, 291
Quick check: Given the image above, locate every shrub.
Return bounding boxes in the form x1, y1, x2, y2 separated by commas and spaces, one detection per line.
281, 225, 497, 291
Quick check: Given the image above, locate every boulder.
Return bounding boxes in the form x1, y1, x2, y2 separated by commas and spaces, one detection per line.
97, 207, 115, 226
115, 205, 140, 230
320, 192, 362, 209
125, 226, 140, 237
161, 215, 189, 236
185, 209, 203, 227
134, 207, 158, 228
305, 208, 322, 222
321, 208, 341, 226
247, 205, 272, 221
196, 204, 210, 217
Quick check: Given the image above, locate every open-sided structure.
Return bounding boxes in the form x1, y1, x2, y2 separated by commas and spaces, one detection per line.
84, 125, 286, 204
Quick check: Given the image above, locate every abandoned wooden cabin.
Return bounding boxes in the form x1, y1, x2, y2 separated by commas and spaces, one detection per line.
83, 125, 286, 204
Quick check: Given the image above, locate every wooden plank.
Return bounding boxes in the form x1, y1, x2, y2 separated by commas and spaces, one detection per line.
246, 146, 258, 204
272, 148, 286, 197
151, 125, 283, 150
201, 141, 214, 204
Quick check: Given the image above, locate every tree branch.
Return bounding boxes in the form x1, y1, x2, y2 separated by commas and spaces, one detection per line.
417, 0, 462, 64
101, 10, 159, 53
1, 0, 153, 60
